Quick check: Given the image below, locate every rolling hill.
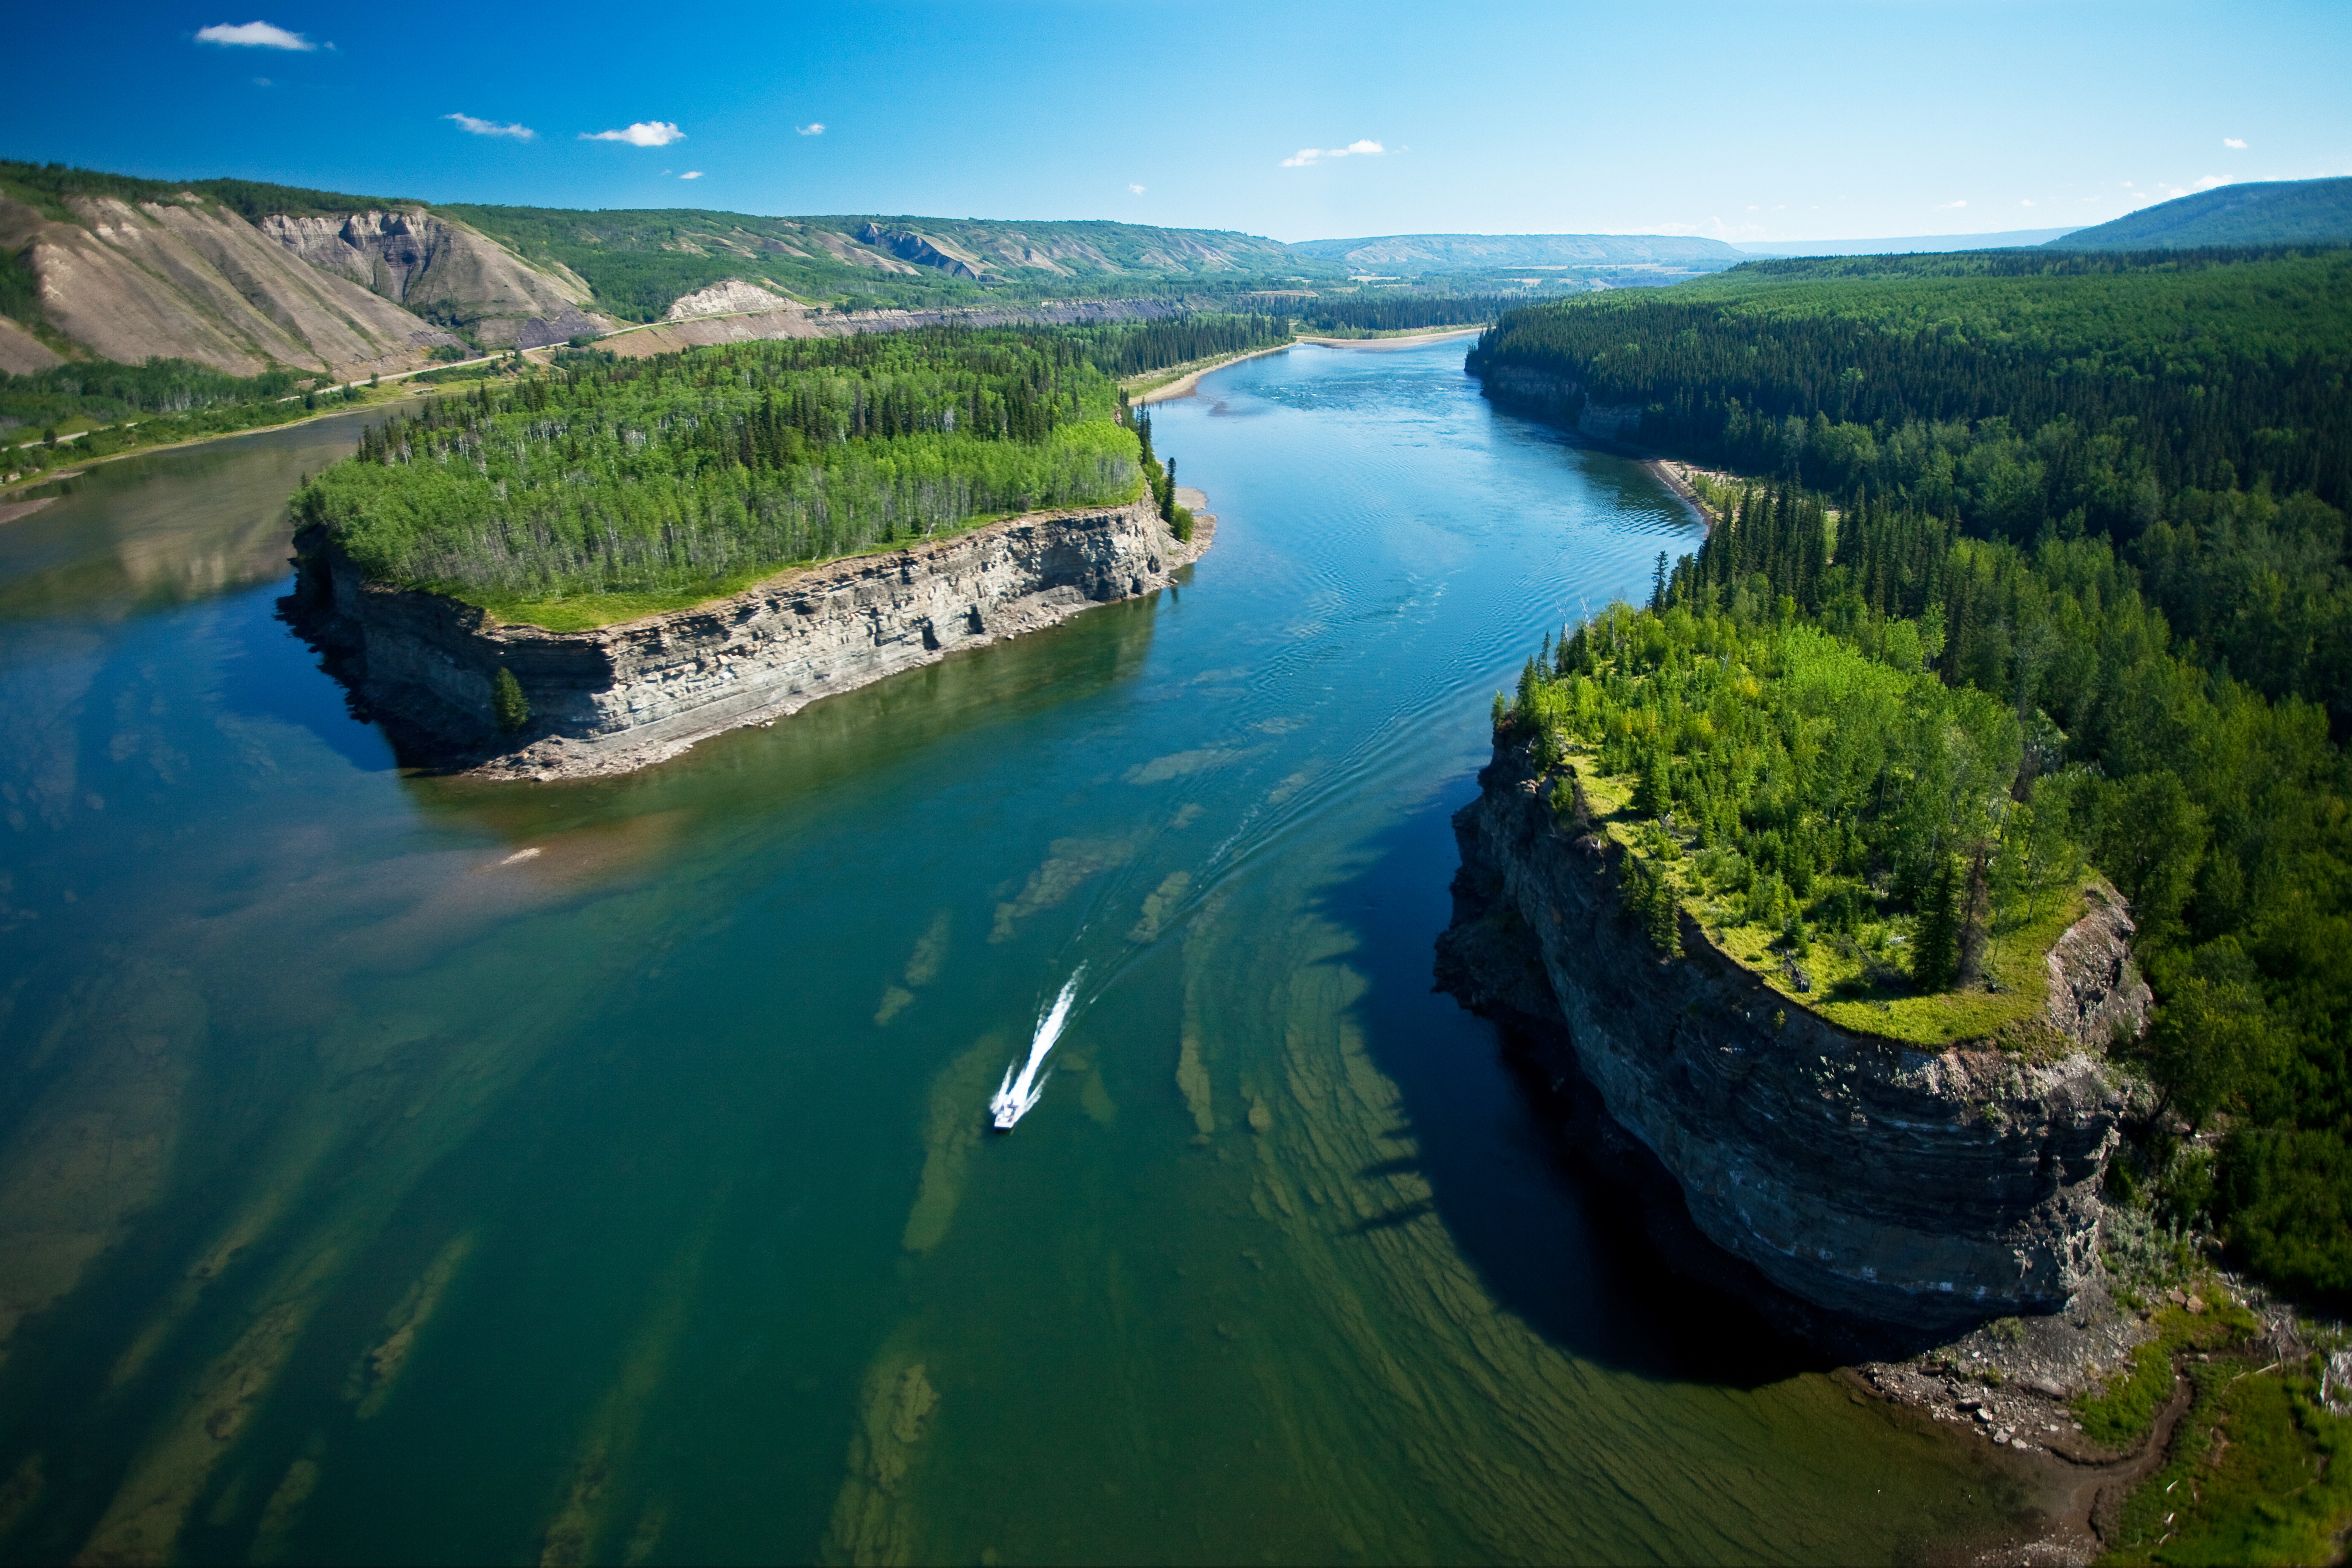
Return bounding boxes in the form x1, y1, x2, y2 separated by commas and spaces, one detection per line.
439, 206, 1320, 324
1734, 227, 2079, 256
2047, 176, 2352, 250
0, 160, 1355, 379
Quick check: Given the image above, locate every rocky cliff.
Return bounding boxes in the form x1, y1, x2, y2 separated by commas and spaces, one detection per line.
0, 195, 459, 379
254, 209, 612, 349
290, 494, 1208, 779
1436, 736, 2146, 1334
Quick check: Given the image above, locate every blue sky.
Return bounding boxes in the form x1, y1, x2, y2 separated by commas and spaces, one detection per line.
6, 0, 2349, 244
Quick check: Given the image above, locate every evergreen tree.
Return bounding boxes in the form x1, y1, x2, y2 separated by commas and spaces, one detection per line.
1632, 747, 1671, 818
492, 667, 530, 732
1911, 854, 1961, 992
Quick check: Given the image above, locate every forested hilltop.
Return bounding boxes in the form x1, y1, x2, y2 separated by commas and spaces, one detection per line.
295, 317, 1275, 629
1474, 245, 2352, 1304
1477, 246, 2352, 1552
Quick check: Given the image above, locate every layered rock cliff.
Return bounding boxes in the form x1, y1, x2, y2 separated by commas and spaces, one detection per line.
1436, 736, 2146, 1333
289, 494, 1207, 779
0, 195, 459, 379
254, 209, 613, 349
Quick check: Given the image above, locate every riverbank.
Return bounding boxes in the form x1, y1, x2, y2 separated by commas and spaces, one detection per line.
292, 490, 1214, 781
1294, 326, 1485, 349
1434, 726, 2346, 1562
1127, 342, 1297, 404
1, 383, 430, 499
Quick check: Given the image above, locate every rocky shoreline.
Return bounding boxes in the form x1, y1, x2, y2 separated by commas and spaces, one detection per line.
1438, 733, 2146, 1333
287, 490, 1211, 781
1431, 732, 2291, 1562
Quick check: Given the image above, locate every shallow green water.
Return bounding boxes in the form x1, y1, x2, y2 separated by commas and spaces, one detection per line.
0, 344, 2038, 1565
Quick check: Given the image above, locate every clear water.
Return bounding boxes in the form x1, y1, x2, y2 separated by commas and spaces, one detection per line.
0, 343, 2038, 1565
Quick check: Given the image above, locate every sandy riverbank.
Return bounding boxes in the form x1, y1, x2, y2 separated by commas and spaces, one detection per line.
1133, 327, 1486, 405
1294, 327, 1485, 350
1643, 458, 1719, 528
1130, 342, 1297, 404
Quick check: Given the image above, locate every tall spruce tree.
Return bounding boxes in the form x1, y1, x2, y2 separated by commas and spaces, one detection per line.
1911, 855, 1962, 992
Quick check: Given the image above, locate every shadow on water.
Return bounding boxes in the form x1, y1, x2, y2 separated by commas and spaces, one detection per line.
385, 585, 1167, 857
1323, 771, 1840, 1391
0, 411, 375, 626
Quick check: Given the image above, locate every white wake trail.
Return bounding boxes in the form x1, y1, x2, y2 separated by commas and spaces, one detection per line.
989, 968, 1084, 1130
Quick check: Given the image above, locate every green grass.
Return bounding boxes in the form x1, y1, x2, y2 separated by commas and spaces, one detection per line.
1569, 752, 2091, 1047
2074, 1300, 2258, 1450
2100, 1352, 2352, 1565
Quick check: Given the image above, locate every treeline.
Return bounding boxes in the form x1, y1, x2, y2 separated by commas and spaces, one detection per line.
1084, 314, 1289, 377
0, 357, 326, 475
1470, 247, 2352, 529
1298, 295, 1511, 334
1, 357, 308, 422
0, 160, 416, 234
1130, 408, 1193, 542
299, 327, 1176, 611
1477, 250, 2352, 1302
1672, 485, 2352, 1295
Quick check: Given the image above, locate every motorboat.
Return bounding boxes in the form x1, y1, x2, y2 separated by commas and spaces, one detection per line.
989, 970, 1081, 1132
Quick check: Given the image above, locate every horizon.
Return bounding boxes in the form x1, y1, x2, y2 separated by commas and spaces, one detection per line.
3, 0, 2346, 246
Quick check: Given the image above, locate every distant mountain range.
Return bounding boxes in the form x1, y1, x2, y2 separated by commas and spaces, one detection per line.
1282, 233, 1744, 275
7, 155, 2350, 386
0, 159, 1345, 381
2047, 176, 2352, 250
1724, 178, 2352, 260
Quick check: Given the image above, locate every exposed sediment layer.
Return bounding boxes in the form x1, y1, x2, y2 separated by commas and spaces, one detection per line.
290, 494, 1210, 780
1436, 736, 2146, 1333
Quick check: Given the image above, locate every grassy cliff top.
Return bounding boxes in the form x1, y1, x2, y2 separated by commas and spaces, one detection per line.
1566, 747, 2090, 1049
1506, 600, 2098, 1051
296, 320, 1257, 629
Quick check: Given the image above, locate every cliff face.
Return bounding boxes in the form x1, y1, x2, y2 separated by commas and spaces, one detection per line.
291, 495, 1205, 779
254, 209, 611, 349
1437, 738, 2145, 1333
0, 196, 459, 379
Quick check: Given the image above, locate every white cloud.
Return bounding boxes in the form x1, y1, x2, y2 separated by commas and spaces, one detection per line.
2195, 174, 2228, 190
2224, 137, 2248, 150
1280, 139, 1385, 168
2020, 198, 2037, 207
1936, 199, 1968, 210
1129, 183, 1145, 194
583, 121, 685, 147
446, 112, 535, 141
796, 122, 825, 137
680, 170, 703, 179
196, 20, 314, 49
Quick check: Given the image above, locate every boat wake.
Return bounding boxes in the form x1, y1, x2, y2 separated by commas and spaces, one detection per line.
989, 970, 1083, 1131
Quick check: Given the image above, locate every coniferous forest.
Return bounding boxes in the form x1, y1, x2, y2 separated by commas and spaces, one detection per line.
1478, 246, 2352, 1303
297, 318, 1284, 623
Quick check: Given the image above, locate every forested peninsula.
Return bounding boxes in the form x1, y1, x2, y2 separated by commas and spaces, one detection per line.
288, 318, 1259, 774
1457, 242, 2352, 1558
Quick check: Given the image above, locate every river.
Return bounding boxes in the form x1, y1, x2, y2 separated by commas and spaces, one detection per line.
0, 340, 2039, 1564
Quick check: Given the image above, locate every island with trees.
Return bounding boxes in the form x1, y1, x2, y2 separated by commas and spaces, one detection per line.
289, 320, 1266, 776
